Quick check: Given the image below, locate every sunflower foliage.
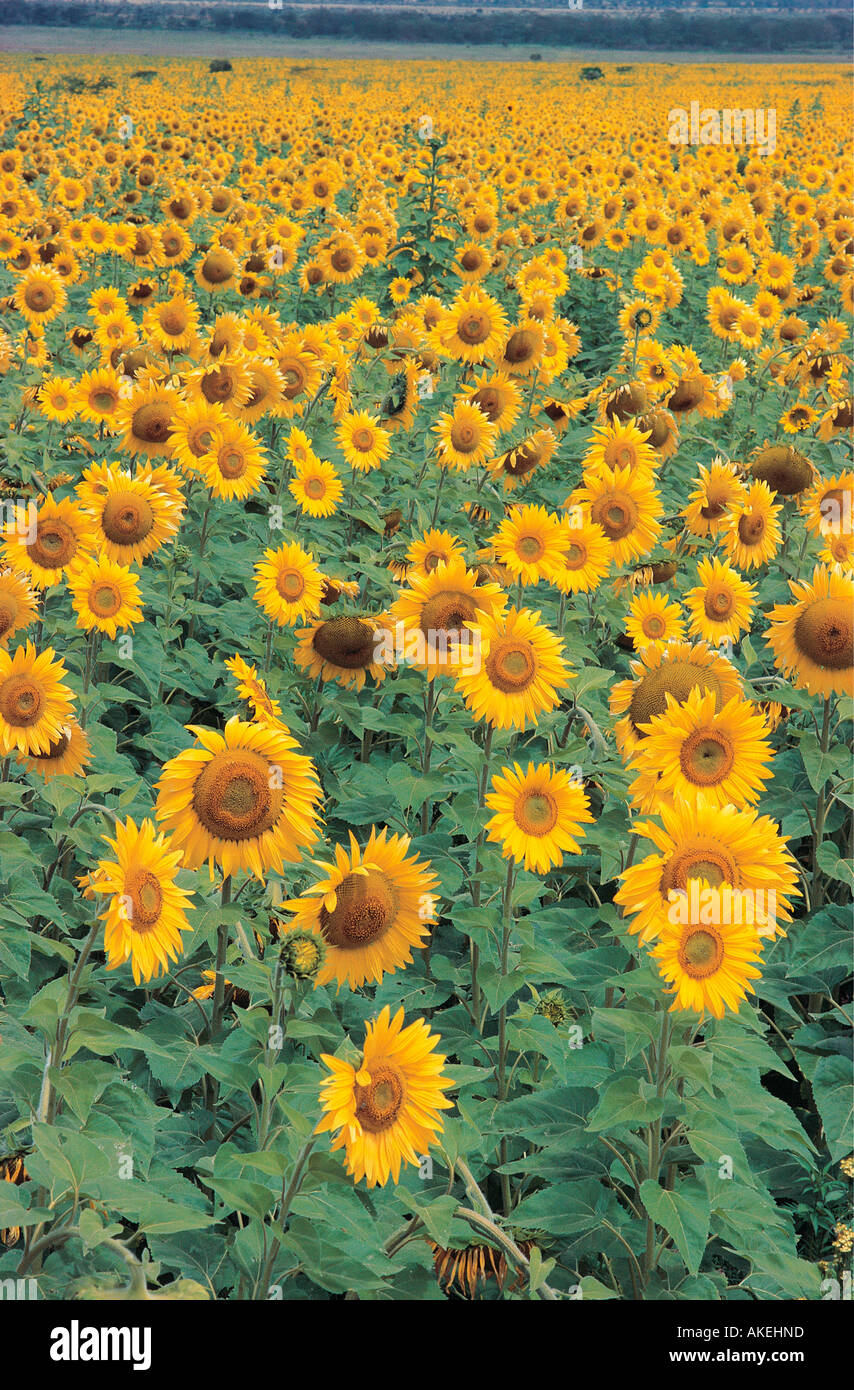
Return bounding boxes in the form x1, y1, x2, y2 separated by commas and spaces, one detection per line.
0, 56, 851, 1304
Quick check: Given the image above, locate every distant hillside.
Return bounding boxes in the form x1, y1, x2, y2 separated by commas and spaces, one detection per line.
2, 0, 852, 50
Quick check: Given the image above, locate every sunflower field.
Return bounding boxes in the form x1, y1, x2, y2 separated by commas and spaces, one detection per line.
0, 54, 851, 1306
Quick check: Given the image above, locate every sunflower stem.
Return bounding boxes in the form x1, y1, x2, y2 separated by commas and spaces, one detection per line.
211, 875, 232, 1042
468, 722, 494, 1026
496, 856, 516, 1217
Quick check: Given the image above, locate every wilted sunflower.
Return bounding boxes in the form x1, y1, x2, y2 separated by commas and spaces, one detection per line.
484, 761, 594, 872
389, 555, 505, 680
0, 640, 75, 756
93, 817, 194, 985
316, 1005, 453, 1187
2, 492, 95, 588
685, 556, 756, 645
650, 880, 764, 1019
67, 554, 144, 639
488, 503, 565, 586
749, 442, 815, 497
289, 456, 343, 517
625, 589, 686, 651
629, 689, 774, 812
15, 718, 90, 782
488, 427, 558, 490
455, 606, 571, 730
765, 564, 853, 698
115, 381, 179, 459
610, 638, 743, 757
224, 652, 283, 726
0, 567, 37, 646
155, 715, 321, 878
722, 480, 782, 570
549, 515, 612, 594
294, 614, 388, 692
254, 541, 325, 627
282, 826, 438, 990
614, 799, 799, 944
570, 464, 662, 568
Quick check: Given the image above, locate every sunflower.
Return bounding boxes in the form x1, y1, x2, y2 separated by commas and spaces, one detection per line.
92, 817, 194, 985
820, 529, 854, 571
16, 717, 90, 783
254, 541, 325, 627
294, 615, 389, 692
389, 555, 505, 680
115, 381, 179, 460
281, 826, 438, 990
685, 556, 756, 645
455, 606, 571, 731
463, 370, 522, 432
433, 401, 498, 472
200, 420, 267, 501
0, 641, 76, 756
316, 1005, 453, 1188
583, 417, 658, 476
570, 465, 662, 568
487, 428, 557, 490
614, 799, 799, 944
289, 456, 343, 518
500, 319, 545, 378
406, 528, 465, 577
625, 588, 686, 651
650, 882, 764, 1019
67, 554, 144, 639
0, 568, 37, 646
682, 458, 748, 538
549, 515, 612, 594
76, 463, 183, 564
195, 246, 238, 293
224, 652, 284, 727
484, 762, 593, 872
155, 715, 322, 879
749, 443, 816, 497
765, 564, 854, 698
13, 265, 66, 324
38, 376, 78, 424
336, 410, 391, 473
801, 471, 854, 538
722, 479, 782, 571
75, 365, 125, 426
629, 690, 774, 812
2, 493, 95, 589
610, 638, 743, 757
190, 353, 253, 415
436, 287, 508, 365
487, 504, 565, 586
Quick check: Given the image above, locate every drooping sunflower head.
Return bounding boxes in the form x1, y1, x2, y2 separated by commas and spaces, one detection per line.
295, 614, 388, 692
610, 638, 744, 757
748, 443, 816, 497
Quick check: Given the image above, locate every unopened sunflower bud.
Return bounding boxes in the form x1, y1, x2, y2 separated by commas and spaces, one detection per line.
279, 925, 326, 980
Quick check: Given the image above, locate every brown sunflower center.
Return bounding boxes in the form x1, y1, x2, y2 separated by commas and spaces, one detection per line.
0, 602, 14, 637
420, 590, 479, 640
354, 1062, 405, 1133
351, 427, 375, 453
644, 614, 666, 638
202, 251, 234, 284
201, 370, 235, 404
457, 312, 490, 346
319, 870, 398, 949
304, 476, 325, 499
737, 512, 765, 545
313, 616, 376, 669
0, 674, 43, 727
514, 790, 558, 836
667, 376, 705, 413
678, 926, 724, 979
132, 402, 172, 444
25, 283, 54, 311
218, 449, 246, 479
629, 661, 722, 734
794, 597, 854, 671
123, 867, 163, 932
504, 329, 538, 366
517, 534, 544, 562
275, 568, 305, 602
592, 491, 639, 542
90, 583, 122, 618
192, 748, 282, 842
661, 841, 737, 896
705, 587, 734, 618
102, 494, 154, 544
679, 729, 734, 786
486, 638, 536, 693
470, 386, 501, 422
30, 519, 77, 570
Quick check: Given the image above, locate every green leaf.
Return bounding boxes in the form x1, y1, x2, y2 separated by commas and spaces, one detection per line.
639, 1178, 710, 1277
